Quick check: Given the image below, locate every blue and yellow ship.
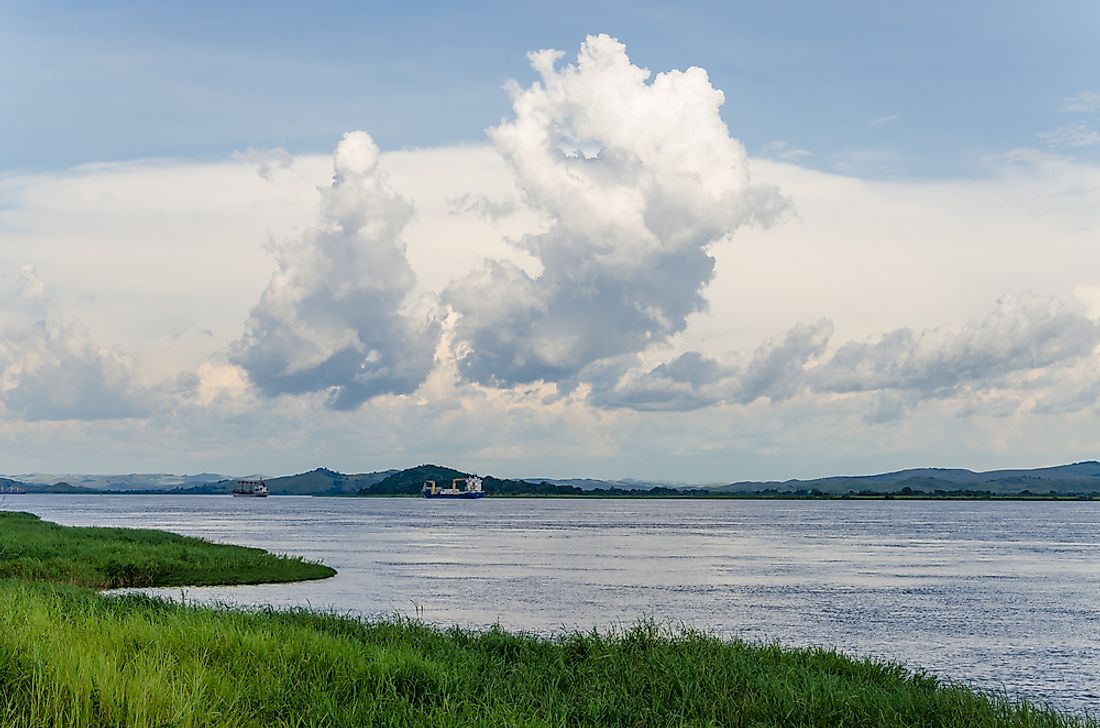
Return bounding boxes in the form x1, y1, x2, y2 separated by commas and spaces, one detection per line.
422, 476, 485, 499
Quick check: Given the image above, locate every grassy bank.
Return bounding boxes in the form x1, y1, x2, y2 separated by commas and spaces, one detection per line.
0, 511, 334, 587
0, 580, 1092, 728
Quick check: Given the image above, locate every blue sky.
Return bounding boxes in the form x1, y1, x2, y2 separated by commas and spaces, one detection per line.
1, 2, 1099, 480
5, 1, 1098, 175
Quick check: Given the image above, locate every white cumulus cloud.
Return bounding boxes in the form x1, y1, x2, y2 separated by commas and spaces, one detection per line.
444, 34, 787, 389
230, 131, 440, 410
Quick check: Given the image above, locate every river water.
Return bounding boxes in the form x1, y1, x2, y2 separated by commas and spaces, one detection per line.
8, 495, 1099, 715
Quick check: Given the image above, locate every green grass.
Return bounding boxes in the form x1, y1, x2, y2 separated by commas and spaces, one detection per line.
0, 580, 1092, 728
0, 511, 335, 588
0, 511, 1094, 727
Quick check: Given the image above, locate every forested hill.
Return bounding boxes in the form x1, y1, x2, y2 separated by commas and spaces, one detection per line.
356, 464, 686, 497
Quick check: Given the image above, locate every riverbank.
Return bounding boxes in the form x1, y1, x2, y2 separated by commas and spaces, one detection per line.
0, 511, 334, 587
0, 511, 1094, 726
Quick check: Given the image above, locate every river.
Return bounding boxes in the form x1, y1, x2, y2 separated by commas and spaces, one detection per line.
8, 494, 1099, 714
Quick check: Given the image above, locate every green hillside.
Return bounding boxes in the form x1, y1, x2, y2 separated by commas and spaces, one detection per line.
358, 464, 575, 496
187, 468, 397, 496
263, 467, 394, 495
361, 465, 472, 495
23, 481, 101, 494
357, 465, 687, 497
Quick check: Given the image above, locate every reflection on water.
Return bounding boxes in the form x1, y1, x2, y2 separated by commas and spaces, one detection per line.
13, 495, 1100, 714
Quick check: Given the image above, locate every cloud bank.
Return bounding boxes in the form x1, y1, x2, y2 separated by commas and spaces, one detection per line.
592, 293, 1100, 416
813, 292, 1100, 397
230, 131, 440, 410
445, 34, 787, 389
0, 267, 148, 420
590, 320, 832, 411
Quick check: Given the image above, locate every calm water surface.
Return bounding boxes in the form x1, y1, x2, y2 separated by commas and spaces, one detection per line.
10, 495, 1100, 715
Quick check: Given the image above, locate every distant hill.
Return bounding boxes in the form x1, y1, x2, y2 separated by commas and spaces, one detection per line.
711, 461, 1100, 496
360, 465, 689, 497
260, 468, 396, 496
22, 481, 102, 494
363, 464, 472, 495
1, 477, 104, 494
360, 464, 593, 496
8, 472, 230, 492
180, 468, 397, 496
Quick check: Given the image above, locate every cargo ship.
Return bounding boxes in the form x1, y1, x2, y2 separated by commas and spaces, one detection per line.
422, 476, 485, 499
233, 479, 269, 497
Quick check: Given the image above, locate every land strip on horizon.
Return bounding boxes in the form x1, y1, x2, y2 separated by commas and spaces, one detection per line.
4, 461, 1100, 498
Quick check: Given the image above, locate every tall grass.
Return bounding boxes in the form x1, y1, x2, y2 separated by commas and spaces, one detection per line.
0, 511, 334, 587
0, 580, 1092, 728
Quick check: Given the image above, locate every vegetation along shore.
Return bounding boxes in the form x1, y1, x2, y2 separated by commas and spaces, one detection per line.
0, 510, 1095, 726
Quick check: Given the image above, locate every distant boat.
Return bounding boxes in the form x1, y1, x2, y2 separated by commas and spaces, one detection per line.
233, 479, 269, 497
0, 483, 25, 495
422, 476, 485, 499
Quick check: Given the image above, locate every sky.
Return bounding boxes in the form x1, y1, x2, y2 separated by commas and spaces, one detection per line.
1, 1, 1099, 481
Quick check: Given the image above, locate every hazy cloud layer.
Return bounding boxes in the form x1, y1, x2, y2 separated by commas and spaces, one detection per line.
445, 34, 787, 388
592, 293, 1099, 414
813, 292, 1100, 397
231, 131, 440, 409
0, 267, 148, 420
590, 321, 831, 411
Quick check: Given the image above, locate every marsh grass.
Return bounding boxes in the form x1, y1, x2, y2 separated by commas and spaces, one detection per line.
0, 511, 334, 587
0, 580, 1093, 728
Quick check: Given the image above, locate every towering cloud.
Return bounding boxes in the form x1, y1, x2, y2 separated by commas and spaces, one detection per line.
444, 34, 786, 388
231, 131, 439, 409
